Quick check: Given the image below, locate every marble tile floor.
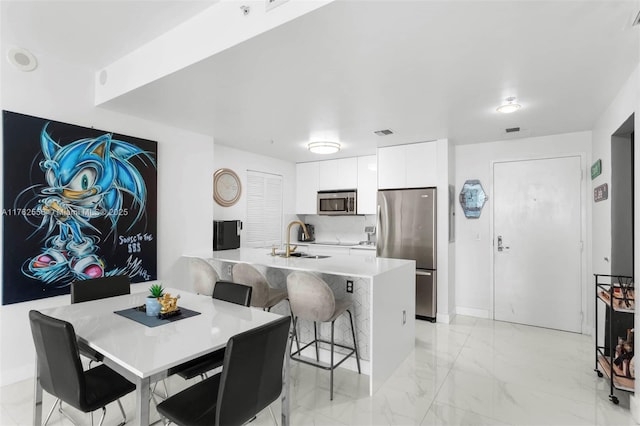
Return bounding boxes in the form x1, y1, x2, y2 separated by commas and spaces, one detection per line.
0, 315, 635, 425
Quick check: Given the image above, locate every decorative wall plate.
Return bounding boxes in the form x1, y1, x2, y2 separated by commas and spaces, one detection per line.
459, 179, 487, 218
213, 168, 241, 207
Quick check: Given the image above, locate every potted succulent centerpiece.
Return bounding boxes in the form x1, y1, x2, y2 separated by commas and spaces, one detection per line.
146, 283, 164, 317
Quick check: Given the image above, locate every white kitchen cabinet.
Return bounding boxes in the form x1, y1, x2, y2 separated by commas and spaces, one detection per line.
405, 142, 437, 188
378, 141, 438, 189
377, 145, 405, 189
318, 158, 358, 190
350, 247, 376, 257
357, 155, 377, 214
308, 245, 351, 256
296, 162, 319, 214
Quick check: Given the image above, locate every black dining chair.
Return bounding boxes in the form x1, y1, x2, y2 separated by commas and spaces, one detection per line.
71, 275, 131, 304
71, 275, 131, 365
171, 281, 253, 381
29, 310, 135, 426
157, 315, 291, 426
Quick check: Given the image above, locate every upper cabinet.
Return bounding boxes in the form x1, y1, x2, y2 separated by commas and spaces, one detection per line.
378, 141, 438, 189
318, 158, 358, 190
296, 156, 376, 215
296, 161, 319, 215
357, 155, 377, 214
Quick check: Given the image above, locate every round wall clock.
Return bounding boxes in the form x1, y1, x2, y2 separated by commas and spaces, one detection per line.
213, 168, 241, 207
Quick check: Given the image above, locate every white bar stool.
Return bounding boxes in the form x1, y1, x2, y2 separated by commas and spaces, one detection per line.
286, 271, 361, 400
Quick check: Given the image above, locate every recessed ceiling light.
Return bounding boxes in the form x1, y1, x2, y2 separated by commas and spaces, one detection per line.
496, 97, 521, 114
7, 47, 37, 72
308, 141, 341, 154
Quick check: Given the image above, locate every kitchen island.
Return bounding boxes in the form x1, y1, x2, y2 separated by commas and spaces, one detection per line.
183, 248, 415, 395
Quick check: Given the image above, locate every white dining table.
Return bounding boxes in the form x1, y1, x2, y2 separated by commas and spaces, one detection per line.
33, 288, 290, 426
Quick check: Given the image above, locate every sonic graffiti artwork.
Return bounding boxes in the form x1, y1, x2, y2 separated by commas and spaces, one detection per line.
2, 111, 158, 304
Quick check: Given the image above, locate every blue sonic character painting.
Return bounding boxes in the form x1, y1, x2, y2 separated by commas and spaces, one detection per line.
2, 111, 158, 304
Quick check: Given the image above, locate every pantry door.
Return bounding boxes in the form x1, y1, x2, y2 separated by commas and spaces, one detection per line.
493, 156, 583, 333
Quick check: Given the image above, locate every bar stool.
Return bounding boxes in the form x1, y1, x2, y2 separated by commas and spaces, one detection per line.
232, 263, 287, 311
188, 257, 219, 296
286, 271, 361, 400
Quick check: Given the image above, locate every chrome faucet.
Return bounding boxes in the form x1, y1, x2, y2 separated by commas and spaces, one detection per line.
286, 221, 309, 257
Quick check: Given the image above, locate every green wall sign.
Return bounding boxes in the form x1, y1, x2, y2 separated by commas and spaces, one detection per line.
591, 159, 602, 180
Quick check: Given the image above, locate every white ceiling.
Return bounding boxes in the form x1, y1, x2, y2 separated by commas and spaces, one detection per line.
1, 0, 218, 69
3, 1, 639, 163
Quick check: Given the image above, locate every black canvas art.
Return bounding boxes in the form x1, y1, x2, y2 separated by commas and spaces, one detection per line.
2, 111, 158, 304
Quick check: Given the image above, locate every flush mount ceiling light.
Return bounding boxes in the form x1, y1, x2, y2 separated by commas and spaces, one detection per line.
496, 97, 521, 114
308, 141, 341, 154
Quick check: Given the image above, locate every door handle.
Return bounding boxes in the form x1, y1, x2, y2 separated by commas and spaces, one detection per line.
497, 235, 510, 252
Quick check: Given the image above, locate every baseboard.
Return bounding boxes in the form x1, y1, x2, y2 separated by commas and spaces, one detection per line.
631, 394, 640, 423
0, 364, 33, 387
436, 312, 454, 324
455, 306, 491, 319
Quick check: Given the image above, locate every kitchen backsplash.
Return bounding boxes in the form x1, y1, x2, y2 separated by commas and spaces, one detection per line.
300, 214, 376, 244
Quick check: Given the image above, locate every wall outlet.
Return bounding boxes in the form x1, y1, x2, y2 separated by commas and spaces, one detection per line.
346, 280, 353, 293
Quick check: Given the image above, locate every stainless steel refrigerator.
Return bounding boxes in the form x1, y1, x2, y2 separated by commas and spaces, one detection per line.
377, 188, 437, 321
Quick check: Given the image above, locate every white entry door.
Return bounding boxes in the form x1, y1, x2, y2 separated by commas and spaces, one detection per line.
493, 156, 583, 333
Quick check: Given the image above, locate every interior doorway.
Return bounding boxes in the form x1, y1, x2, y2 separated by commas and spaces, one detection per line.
611, 114, 634, 277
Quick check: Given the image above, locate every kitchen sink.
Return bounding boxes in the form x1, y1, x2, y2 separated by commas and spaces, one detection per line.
270, 252, 330, 259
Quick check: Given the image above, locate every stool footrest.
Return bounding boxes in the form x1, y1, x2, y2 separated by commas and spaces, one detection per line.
290, 338, 356, 371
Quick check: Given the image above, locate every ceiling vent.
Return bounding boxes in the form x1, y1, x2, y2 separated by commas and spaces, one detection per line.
505, 127, 521, 133
374, 129, 394, 136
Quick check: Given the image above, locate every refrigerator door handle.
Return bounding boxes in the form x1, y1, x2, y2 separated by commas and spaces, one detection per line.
376, 204, 384, 253
416, 270, 433, 276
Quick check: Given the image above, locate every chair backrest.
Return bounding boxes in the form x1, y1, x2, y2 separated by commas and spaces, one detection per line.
231, 263, 269, 308
213, 281, 252, 307
29, 310, 86, 409
70, 275, 130, 304
286, 271, 335, 322
189, 257, 220, 296
216, 316, 291, 426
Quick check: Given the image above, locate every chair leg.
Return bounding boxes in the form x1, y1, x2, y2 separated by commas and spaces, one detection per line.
330, 321, 335, 401
117, 399, 127, 426
347, 309, 361, 374
43, 398, 59, 426
290, 317, 299, 355
57, 400, 77, 425
96, 406, 107, 426
268, 405, 278, 426
313, 322, 320, 361
289, 302, 301, 354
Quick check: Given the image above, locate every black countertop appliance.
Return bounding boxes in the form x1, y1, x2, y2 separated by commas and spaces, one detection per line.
297, 224, 315, 242
213, 220, 242, 250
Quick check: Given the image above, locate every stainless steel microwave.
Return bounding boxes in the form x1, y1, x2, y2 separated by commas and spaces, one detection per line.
317, 190, 357, 215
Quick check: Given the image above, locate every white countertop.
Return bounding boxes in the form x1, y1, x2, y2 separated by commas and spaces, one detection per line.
190, 248, 413, 278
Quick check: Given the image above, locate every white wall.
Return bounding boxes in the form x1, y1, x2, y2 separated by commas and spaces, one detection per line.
0, 48, 214, 385
454, 131, 592, 319
436, 138, 454, 323
213, 144, 297, 246
588, 64, 639, 422
592, 65, 639, 279
301, 214, 376, 244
